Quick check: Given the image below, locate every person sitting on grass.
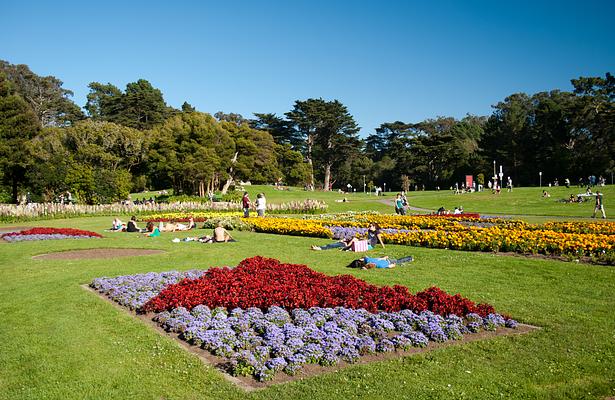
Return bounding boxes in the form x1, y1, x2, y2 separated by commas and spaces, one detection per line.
111, 217, 125, 231
348, 255, 414, 269
126, 216, 142, 232
311, 223, 385, 251
542, 190, 551, 198
144, 221, 160, 237
213, 222, 234, 243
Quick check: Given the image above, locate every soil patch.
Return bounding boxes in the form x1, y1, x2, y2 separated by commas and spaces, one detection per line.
83, 285, 540, 391
34, 248, 165, 260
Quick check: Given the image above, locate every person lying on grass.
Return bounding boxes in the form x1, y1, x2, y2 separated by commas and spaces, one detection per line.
143, 221, 160, 237
188, 223, 236, 243
311, 223, 385, 251
348, 255, 414, 269
161, 220, 192, 232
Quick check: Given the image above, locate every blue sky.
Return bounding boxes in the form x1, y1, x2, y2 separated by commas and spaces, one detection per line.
1, 0, 614, 135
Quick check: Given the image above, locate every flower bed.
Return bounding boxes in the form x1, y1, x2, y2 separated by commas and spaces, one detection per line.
539, 221, 615, 235
1, 227, 102, 242
143, 257, 496, 315
91, 256, 517, 382
143, 211, 242, 223
245, 216, 615, 260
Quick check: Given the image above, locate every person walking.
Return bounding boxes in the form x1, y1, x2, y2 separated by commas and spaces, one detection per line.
242, 192, 251, 217
592, 191, 606, 219
394, 193, 405, 215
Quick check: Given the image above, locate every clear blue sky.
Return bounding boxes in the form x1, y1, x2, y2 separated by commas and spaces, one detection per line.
2, 0, 614, 135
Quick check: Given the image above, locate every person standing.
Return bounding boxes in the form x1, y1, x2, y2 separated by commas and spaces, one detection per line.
256, 193, 266, 217
395, 193, 404, 215
242, 192, 251, 217
592, 191, 606, 219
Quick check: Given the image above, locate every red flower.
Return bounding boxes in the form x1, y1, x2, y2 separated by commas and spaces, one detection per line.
1, 227, 102, 238
142, 256, 499, 318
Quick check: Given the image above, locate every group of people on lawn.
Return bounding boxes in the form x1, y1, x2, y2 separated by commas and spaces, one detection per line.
311, 222, 414, 269
110, 216, 235, 242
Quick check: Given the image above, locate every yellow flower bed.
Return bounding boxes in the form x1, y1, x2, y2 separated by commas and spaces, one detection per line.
244, 217, 333, 238
244, 216, 615, 258
540, 221, 615, 235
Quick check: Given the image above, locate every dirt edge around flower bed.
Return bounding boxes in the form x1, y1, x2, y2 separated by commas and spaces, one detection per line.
34, 248, 166, 260
82, 284, 540, 391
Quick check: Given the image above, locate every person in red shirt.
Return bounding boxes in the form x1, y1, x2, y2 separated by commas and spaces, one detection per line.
242, 192, 251, 217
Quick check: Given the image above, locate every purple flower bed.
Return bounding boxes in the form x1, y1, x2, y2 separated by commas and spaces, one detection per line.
91, 270, 207, 310
3, 234, 100, 242
91, 268, 518, 382
154, 305, 511, 381
327, 226, 413, 241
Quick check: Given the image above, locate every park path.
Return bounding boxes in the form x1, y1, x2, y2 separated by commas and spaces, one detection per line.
376, 198, 433, 212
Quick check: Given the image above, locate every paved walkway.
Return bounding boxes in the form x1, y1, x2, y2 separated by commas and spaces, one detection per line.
376, 198, 434, 213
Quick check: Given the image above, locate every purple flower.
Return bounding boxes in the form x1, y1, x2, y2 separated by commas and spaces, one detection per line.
356, 336, 376, 355
375, 338, 395, 352
403, 331, 428, 348
265, 357, 288, 372
505, 319, 518, 328
300, 343, 324, 363
483, 313, 506, 331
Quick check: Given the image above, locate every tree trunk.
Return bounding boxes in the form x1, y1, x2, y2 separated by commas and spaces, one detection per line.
221, 177, 234, 194
307, 134, 314, 187
221, 152, 239, 195
323, 163, 332, 192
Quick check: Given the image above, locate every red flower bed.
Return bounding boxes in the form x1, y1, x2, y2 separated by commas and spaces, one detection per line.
142, 256, 495, 316
1, 227, 102, 238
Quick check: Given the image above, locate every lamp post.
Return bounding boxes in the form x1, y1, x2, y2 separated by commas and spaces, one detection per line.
539, 171, 542, 188
363, 175, 366, 194
384, 183, 387, 193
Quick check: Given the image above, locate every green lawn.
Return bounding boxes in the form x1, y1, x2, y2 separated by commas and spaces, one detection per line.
125, 184, 613, 219
405, 185, 614, 219
1, 214, 614, 399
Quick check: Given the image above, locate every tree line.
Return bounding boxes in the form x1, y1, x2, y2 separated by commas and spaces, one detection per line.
0, 59, 613, 204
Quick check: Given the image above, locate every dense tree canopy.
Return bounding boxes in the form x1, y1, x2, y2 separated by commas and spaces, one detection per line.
0, 61, 612, 203
0, 73, 40, 202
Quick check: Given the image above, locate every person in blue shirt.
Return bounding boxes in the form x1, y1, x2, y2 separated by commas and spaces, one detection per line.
349, 255, 414, 269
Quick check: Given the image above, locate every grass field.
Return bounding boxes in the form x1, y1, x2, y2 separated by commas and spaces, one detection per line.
132, 184, 614, 218
1, 192, 614, 399
405, 185, 614, 219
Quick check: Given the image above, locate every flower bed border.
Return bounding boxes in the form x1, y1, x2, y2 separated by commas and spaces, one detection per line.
82, 285, 539, 391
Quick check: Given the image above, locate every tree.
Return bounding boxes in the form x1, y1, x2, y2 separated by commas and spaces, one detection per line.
286, 99, 326, 187
218, 121, 281, 192
274, 143, 310, 186
251, 113, 302, 147
286, 99, 360, 190
214, 111, 247, 125
85, 79, 169, 130
0, 73, 40, 202
181, 102, 196, 112
313, 100, 360, 190
84, 82, 122, 119
118, 80, 167, 129
148, 112, 235, 196
0, 60, 84, 127
28, 120, 147, 203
